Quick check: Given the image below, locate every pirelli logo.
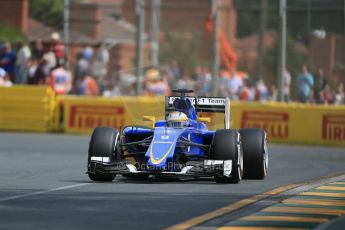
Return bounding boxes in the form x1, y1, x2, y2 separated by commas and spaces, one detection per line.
69, 105, 125, 129
241, 111, 289, 138
322, 114, 345, 141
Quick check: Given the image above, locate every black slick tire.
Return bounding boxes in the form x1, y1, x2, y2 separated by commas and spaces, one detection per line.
87, 126, 119, 182
212, 129, 243, 184
240, 128, 268, 179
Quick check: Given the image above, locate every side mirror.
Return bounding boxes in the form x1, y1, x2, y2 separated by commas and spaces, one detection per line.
142, 116, 156, 128
197, 117, 211, 123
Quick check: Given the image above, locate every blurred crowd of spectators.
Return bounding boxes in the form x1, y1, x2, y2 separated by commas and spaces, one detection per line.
294, 64, 344, 105
135, 62, 344, 105
0, 33, 108, 96
0, 34, 344, 105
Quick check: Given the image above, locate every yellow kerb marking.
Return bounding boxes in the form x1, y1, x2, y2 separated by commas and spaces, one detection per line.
263, 206, 345, 216
165, 184, 300, 230
284, 198, 345, 207
329, 182, 345, 185
316, 186, 345, 191
218, 227, 307, 230
302, 192, 345, 198
241, 215, 328, 223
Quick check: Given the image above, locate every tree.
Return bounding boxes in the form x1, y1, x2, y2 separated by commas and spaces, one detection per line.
0, 24, 28, 43
160, 31, 202, 71
234, 0, 344, 42
264, 34, 311, 99
29, 0, 80, 29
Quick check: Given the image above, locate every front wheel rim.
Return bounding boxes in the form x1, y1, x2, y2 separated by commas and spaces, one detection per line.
263, 133, 268, 176
237, 134, 243, 179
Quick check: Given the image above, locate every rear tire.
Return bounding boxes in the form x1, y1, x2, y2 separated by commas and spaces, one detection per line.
240, 128, 268, 179
212, 129, 243, 184
87, 126, 120, 182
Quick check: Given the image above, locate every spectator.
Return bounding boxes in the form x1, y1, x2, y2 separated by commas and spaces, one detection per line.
226, 69, 243, 100
217, 68, 230, 97
268, 84, 278, 101
239, 77, 255, 101
0, 43, 16, 82
174, 72, 194, 92
109, 75, 122, 96
42, 45, 57, 71
15, 42, 31, 84
28, 58, 47, 85
161, 71, 172, 96
0, 68, 13, 87
47, 62, 72, 95
297, 65, 314, 103
334, 82, 344, 105
192, 65, 203, 82
92, 43, 109, 79
27, 58, 38, 84
255, 79, 269, 102
51, 32, 65, 66
101, 80, 113, 97
161, 70, 174, 93
283, 68, 291, 102
31, 39, 44, 60
118, 73, 136, 96
314, 68, 327, 103
82, 46, 94, 61
75, 47, 93, 81
77, 73, 99, 96
199, 66, 212, 96
319, 83, 333, 104
144, 68, 170, 96
192, 65, 204, 94
169, 60, 182, 80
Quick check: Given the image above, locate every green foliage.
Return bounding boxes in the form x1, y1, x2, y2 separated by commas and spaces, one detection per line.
29, 0, 80, 29
233, 0, 344, 42
285, 38, 311, 76
233, 0, 279, 38
264, 34, 310, 94
0, 24, 28, 43
160, 31, 202, 71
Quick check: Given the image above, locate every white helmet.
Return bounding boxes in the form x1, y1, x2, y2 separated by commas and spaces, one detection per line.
167, 111, 189, 128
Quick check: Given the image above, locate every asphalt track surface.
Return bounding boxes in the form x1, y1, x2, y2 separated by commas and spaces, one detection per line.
0, 132, 344, 230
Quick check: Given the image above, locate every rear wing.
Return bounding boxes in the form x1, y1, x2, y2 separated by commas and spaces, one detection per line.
165, 96, 231, 129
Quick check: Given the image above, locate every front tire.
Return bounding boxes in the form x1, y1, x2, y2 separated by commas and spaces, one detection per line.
212, 129, 243, 184
87, 126, 120, 182
240, 128, 268, 179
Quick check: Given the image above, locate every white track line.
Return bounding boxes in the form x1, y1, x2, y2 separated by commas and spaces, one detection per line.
0, 183, 90, 202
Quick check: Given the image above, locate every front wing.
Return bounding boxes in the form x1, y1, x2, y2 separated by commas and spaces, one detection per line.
88, 158, 233, 178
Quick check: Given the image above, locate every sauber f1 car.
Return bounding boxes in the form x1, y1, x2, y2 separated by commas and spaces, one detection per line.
87, 89, 268, 183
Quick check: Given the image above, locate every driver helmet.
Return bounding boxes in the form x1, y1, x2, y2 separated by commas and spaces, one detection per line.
167, 111, 189, 128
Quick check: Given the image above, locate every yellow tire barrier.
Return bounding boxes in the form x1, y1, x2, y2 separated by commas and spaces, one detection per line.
0, 86, 58, 132
63, 96, 345, 147
63, 96, 165, 135
230, 102, 345, 147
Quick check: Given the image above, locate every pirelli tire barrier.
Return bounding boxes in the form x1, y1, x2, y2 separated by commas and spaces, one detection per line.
63, 96, 345, 147
0, 86, 58, 132
229, 102, 345, 147
63, 96, 166, 135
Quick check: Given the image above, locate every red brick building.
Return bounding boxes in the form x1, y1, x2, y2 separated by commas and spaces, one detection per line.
121, 0, 237, 61
1, 0, 343, 81
310, 34, 345, 82
0, 0, 29, 33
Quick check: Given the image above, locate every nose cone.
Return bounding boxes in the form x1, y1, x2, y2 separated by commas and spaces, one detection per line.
146, 127, 184, 169
147, 141, 175, 168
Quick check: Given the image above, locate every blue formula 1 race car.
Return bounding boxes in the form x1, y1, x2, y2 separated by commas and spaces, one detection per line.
86, 89, 268, 183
